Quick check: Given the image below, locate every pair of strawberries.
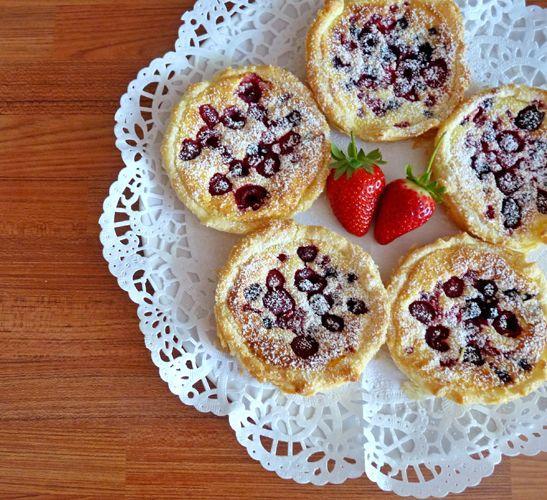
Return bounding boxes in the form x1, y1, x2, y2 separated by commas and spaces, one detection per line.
327, 133, 445, 243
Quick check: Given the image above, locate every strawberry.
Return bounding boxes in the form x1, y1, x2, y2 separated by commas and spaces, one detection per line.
327, 132, 386, 237
374, 134, 446, 245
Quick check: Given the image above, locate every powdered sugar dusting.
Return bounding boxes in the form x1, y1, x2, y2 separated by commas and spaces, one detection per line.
400, 249, 546, 390
174, 70, 327, 218
228, 243, 374, 371
321, 0, 458, 123
450, 92, 546, 235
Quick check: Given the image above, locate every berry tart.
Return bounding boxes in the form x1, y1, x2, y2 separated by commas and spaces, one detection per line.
388, 233, 547, 405
161, 66, 330, 233
433, 85, 547, 251
306, 0, 468, 141
215, 220, 388, 395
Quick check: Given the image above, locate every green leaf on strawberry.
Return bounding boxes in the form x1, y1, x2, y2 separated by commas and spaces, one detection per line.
331, 143, 345, 161
330, 132, 386, 180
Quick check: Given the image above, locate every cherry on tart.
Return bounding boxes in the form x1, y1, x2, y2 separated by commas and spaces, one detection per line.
306, 0, 468, 141
161, 65, 330, 234
388, 233, 547, 405
433, 85, 547, 251
215, 220, 388, 395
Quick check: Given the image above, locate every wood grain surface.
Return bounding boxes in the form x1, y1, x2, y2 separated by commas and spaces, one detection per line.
1, 1, 545, 498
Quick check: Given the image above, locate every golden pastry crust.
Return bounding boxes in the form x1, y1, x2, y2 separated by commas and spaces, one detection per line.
215, 220, 388, 395
387, 233, 547, 405
433, 85, 547, 252
162, 65, 330, 234
306, 0, 468, 141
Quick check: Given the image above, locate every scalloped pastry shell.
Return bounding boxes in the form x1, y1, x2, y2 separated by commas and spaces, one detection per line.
387, 233, 547, 405
161, 65, 330, 234
215, 220, 389, 395
306, 0, 469, 141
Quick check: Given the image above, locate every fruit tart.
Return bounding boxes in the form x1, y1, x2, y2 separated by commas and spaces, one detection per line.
215, 220, 388, 395
162, 65, 330, 234
306, 0, 468, 141
433, 85, 547, 251
388, 233, 547, 405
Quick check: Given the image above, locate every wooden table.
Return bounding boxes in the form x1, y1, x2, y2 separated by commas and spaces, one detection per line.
1, 1, 545, 498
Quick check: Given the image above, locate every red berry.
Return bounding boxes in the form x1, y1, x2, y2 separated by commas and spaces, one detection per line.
374, 179, 436, 244
327, 166, 385, 236
374, 135, 446, 244
327, 134, 387, 237
236, 73, 265, 103
199, 104, 220, 128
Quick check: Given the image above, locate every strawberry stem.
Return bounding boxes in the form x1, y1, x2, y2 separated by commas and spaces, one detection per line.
426, 131, 446, 176
405, 132, 446, 203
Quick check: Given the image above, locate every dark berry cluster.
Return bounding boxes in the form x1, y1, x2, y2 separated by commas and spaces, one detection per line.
179, 73, 304, 211
243, 246, 367, 359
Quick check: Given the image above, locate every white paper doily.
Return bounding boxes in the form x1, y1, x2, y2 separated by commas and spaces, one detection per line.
99, 0, 547, 497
